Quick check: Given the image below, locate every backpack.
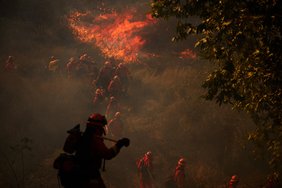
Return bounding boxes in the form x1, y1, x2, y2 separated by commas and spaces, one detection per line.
53, 124, 82, 186
63, 124, 82, 154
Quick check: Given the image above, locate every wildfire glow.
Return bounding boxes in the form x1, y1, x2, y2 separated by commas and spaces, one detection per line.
179, 49, 197, 60
68, 10, 156, 63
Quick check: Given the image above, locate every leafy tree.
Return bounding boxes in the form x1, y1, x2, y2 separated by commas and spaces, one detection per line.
151, 0, 282, 176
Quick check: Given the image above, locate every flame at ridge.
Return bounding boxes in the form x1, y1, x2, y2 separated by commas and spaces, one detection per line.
179, 49, 197, 60
68, 10, 156, 63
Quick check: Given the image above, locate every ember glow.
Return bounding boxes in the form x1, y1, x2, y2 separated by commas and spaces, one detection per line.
68, 10, 156, 63
179, 49, 197, 60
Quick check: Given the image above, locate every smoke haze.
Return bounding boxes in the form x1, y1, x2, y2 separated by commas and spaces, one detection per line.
0, 0, 269, 187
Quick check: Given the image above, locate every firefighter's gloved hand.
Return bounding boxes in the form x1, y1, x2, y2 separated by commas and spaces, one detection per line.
116, 138, 130, 148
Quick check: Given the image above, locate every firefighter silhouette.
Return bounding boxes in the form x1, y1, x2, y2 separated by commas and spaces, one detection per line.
58, 113, 130, 188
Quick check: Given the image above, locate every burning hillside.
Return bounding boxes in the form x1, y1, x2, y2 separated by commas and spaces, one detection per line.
68, 9, 157, 63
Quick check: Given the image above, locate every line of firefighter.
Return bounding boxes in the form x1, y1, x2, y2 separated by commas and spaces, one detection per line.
3, 54, 129, 139
136, 151, 187, 188
46, 54, 131, 139
51, 54, 130, 139
136, 152, 242, 188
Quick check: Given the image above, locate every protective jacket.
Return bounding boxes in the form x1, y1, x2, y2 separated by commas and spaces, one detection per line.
74, 126, 120, 188
137, 154, 154, 188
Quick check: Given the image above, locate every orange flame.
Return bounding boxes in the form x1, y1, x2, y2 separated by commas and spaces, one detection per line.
68, 10, 156, 63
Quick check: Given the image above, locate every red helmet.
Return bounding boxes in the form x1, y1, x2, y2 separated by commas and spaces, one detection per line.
117, 63, 124, 69
104, 61, 112, 67
178, 158, 186, 166
145, 151, 152, 158
87, 113, 107, 126
230, 175, 239, 183
114, 112, 121, 118
113, 75, 120, 80
95, 88, 104, 95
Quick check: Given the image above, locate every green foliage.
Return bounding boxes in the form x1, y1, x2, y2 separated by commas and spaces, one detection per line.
151, 0, 282, 175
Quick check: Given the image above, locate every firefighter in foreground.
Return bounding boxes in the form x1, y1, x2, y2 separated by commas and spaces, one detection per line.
65, 113, 130, 188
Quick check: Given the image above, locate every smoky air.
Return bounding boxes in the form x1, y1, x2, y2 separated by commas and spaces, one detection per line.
0, 0, 269, 188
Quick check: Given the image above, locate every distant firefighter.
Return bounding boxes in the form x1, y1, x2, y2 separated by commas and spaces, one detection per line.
66, 57, 78, 78
4, 56, 17, 72
107, 112, 124, 138
105, 96, 121, 120
107, 75, 124, 99
93, 87, 106, 112
137, 151, 155, 188
85, 57, 99, 79
174, 158, 186, 188
164, 158, 186, 188
114, 62, 131, 90
96, 61, 115, 89
228, 175, 239, 188
76, 53, 90, 76
48, 56, 60, 73
79, 53, 88, 63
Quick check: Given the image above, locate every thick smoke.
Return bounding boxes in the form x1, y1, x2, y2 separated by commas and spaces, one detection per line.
0, 0, 270, 188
